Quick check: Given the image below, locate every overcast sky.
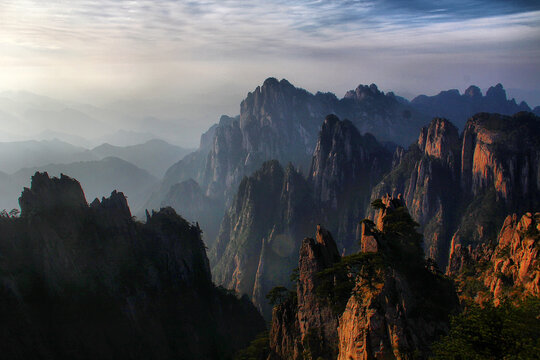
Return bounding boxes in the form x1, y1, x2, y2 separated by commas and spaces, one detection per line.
1, 0, 539, 143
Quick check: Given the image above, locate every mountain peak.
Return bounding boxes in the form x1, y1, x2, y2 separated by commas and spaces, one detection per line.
19, 172, 87, 216
418, 117, 460, 163
464, 85, 482, 98
486, 83, 507, 101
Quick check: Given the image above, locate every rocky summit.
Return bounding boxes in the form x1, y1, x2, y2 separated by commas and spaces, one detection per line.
370, 111, 540, 269
0, 172, 265, 360
268, 197, 459, 360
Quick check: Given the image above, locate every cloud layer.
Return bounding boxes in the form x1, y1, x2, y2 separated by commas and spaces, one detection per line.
1, 0, 539, 141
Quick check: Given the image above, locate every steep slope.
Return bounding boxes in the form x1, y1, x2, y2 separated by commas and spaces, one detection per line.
454, 111, 540, 248
269, 225, 341, 360
90, 139, 192, 177
369, 118, 461, 266
411, 84, 531, 129
370, 112, 540, 268
201, 79, 423, 203
449, 212, 539, 305
0, 172, 265, 359
268, 196, 459, 360
210, 160, 316, 318
309, 114, 392, 252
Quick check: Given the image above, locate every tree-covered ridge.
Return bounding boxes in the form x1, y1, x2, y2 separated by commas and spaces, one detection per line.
431, 298, 540, 360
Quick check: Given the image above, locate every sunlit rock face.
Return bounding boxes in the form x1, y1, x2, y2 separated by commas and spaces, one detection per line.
269, 199, 459, 360
0, 172, 265, 359
268, 226, 341, 360
449, 212, 539, 305
369, 112, 540, 269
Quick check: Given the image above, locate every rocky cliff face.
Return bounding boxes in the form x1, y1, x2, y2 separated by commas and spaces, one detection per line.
370, 112, 540, 269
269, 197, 459, 360
153, 78, 424, 248
338, 196, 458, 360
448, 212, 539, 305
268, 225, 341, 360
211, 160, 316, 318
310, 114, 392, 252
369, 118, 461, 266
0, 172, 265, 359
411, 83, 531, 129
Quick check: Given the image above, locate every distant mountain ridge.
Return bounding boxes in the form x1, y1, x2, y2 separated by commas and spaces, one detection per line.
411, 83, 531, 129
91, 139, 192, 177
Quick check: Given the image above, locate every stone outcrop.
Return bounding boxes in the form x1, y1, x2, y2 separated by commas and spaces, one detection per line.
0, 172, 265, 359
19, 172, 87, 215
268, 225, 341, 360
309, 115, 392, 252
449, 212, 539, 305
269, 198, 459, 359
460, 112, 540, 205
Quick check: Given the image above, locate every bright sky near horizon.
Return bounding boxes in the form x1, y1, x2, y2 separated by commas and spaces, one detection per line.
1, 0, 539, 142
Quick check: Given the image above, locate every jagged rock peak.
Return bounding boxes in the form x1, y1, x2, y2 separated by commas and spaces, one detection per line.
374, 194, 405, 230
486, 83, 506, 101
92, 190, 132, 219
19, 172, 87, 216
344, 83, 384, 101
465, 85, 482, 98
418, 117, 460, 163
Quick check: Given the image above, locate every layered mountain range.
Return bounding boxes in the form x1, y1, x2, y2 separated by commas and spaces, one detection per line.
146, 78, 427, 247
2, 77, 539, 359
149, 79, 534, 253
0, 172, 265, 359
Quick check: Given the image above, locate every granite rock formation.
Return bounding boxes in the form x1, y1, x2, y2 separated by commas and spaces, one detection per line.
269, 197, 459, 359
309, 114, 392, 253
448, 212, 539, 305
210, 160, 316, 318
0, 172, 265, 359
370, 112, 540, 269
268, 226, 342, 360
149, 78, 425, 247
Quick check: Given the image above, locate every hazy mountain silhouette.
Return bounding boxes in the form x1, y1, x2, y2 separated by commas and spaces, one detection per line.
1, 157, 158, 214
0, 139, 97, 174
90, 139, 192, 177
410, 84, 531, 129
